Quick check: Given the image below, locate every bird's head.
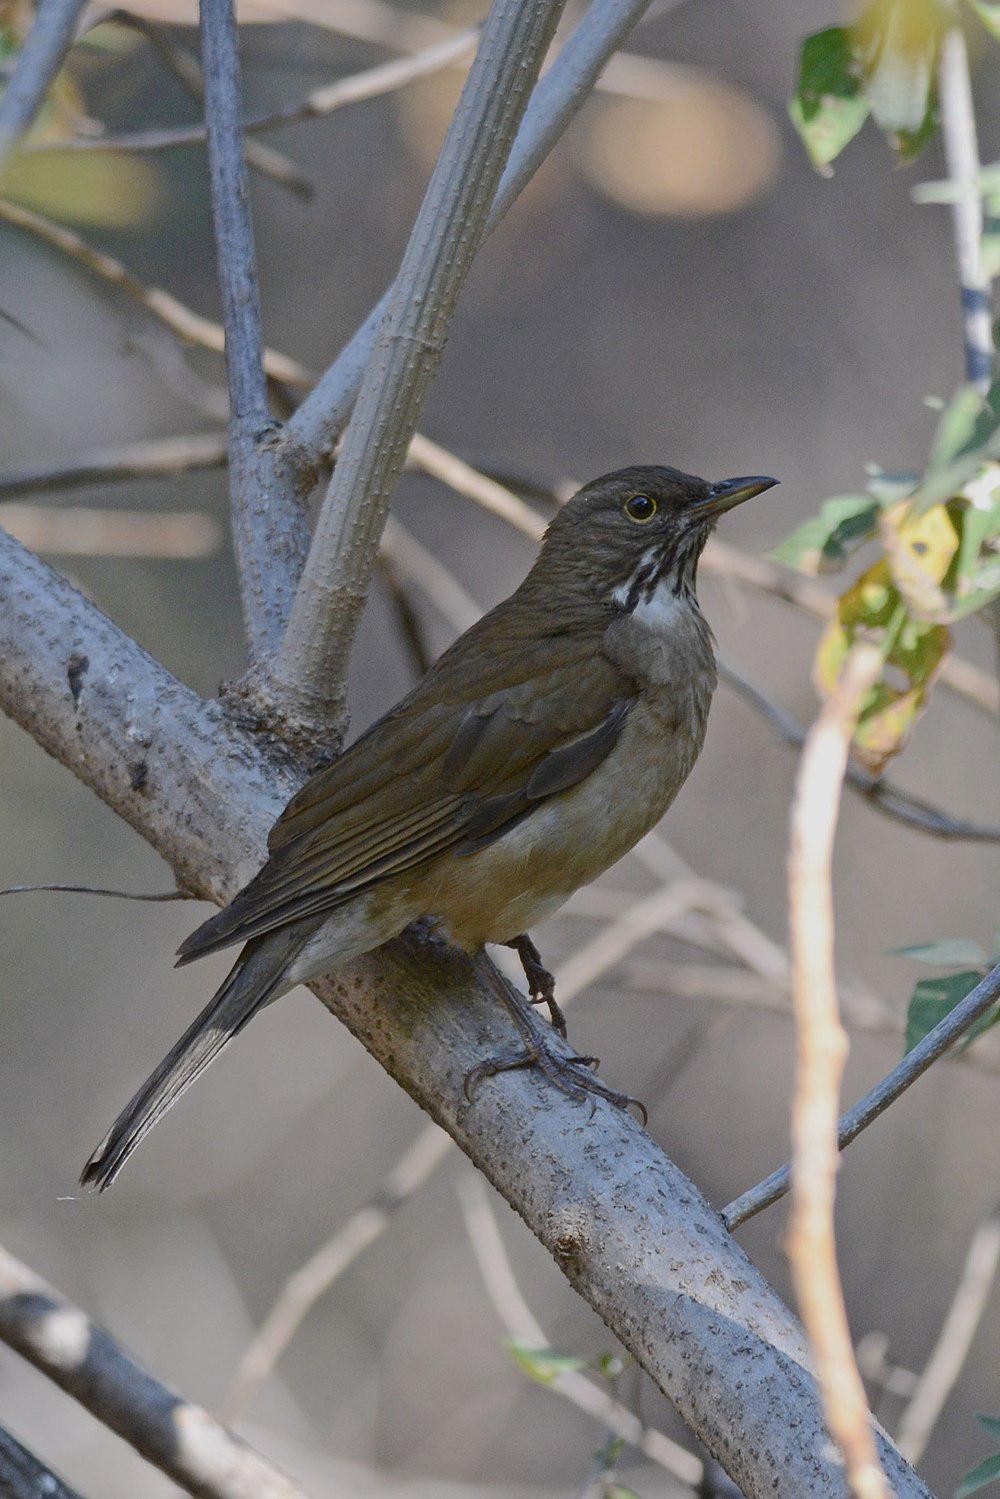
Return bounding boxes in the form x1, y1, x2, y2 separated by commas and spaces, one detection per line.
533, 465, 777, 610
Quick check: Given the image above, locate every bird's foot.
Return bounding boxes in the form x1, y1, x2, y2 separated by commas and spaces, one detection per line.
504, 933, 566, 1037
464, 1039, 647, 1124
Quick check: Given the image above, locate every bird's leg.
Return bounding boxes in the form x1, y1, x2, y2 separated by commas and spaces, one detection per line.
464, 962, 647, 1125
502, 933, 566, 1037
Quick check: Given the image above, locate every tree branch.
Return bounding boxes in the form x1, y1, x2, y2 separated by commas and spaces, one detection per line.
200, 0, 309, 659
271, 0, 570, 727
0, 525, 930, 1499
0, 1424, 82, 1499
723, 960, 1000, 1231
785, 643, 887, 1499
0, 432, 229, 496
276, 0, 661, 495
0, 1243, 305, 1499
0, 0, 86, 170
938, 23, 994, 392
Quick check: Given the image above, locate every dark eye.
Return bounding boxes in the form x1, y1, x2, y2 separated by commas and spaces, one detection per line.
624, 494, 657, 523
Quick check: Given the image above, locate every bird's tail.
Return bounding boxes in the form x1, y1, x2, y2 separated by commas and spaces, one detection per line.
80, 920, 318, 1192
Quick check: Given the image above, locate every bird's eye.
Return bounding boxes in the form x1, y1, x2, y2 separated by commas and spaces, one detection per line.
624, 494, 657, 523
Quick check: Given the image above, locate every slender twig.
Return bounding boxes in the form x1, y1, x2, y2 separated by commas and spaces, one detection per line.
0, 200, 311, 387
278, 0, 660, 488
0, 504, 221, 558
375, 551, 435, 677
41, 27, 480, 154
718, 660, 1000, 843
120, 11, 314, 198
457, 1174, 704, 1490
200, 0, 310, 659
0, 1243, 305, 1499
895, 1205, 1000, 1464
784, 642, 887, 1499
0, 882, 185, 900
938, 24, 994, 392
0, 1424, 82, 1499
223, 879, 709, 1420
0, 0, 87, 170
723, 960, 1000, 1230
0, 433, 228, 497
273, 0, 571, 726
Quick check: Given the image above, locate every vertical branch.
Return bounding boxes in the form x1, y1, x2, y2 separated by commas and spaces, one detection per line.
786, 643, 887, 1499
938, 23, 994, 392
276, 0, 658, 503
199, 0, 309, 659
272, 0, 570, 727
0, 0, 86, 169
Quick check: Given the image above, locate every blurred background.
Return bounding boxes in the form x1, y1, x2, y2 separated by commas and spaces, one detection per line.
0, 0, 998, 1493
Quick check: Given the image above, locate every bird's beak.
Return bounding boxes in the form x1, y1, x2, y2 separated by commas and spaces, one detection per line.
699, 474, 779, 519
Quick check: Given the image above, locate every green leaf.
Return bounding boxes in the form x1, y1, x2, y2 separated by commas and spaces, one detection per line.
894, 940, 988, 966
507, 1342, 585, 1386
929, 387, 998, 470
957, 1451, 1000, 1499
789, 29, 870, 170
604, 1487, 642, 1499
977, 1415, 1000, 1444
771, 495, 880, 574
894, 96, 940, 163
967, 0, 1000, 40
904, 970, 984, 1054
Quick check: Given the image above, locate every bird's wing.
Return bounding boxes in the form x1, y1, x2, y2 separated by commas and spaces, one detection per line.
177, 612, 634, 964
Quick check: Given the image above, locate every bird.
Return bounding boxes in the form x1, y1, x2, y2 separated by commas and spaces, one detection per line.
81, 464, 777, 1190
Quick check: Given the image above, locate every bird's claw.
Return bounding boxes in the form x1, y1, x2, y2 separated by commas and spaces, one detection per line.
463, 1040, 646, 1125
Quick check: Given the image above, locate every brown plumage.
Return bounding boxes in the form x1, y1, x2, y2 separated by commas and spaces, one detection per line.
82, 464, 777, 1190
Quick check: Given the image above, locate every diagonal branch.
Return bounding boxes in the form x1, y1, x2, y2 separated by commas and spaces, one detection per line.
0, 524, 930, 1499
199, 0, 309, 659
0, 0, 87, 170
276, 0, 662, 496
0, 1243, 305, 1499
271, 0, 570, 727
0, 1424, 82, 1499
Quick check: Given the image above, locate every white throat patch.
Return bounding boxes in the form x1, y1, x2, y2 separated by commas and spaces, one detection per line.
630, 577, 687, 634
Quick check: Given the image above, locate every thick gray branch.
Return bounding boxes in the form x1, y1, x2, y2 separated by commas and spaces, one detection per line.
0, 0, 86, 170
0, 1423, 82, 1499
0, 1244, 304, 1499
0, 528, 930, 1499
272, 0, 569, 725
199, 0, 309, 659
278, 0, 658, 494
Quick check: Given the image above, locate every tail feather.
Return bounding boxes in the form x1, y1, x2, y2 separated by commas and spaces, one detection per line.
81, 921, 318, 1192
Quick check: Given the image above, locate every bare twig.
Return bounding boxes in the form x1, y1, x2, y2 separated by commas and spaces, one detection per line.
0, 200, 310, 387
45, 26, 479, 153
223, 880, 711, 1421
457, 1173, 703, 1490
0, 433, 228, 496
895, 1205, 1000, 1464
121, 11, 314, 197
0, 1243, 306, 1499
784, 642, 887, 1499
272, 0, 571, 726
938, 24, 994, 392
718, 660, 1000, 843
0, 0, 87, 170
0, 1424, 82, 1499
0, 503, 221, 557
723, 960, 1000, 1231
199, 0, 312, 659
278, 0, 660, 488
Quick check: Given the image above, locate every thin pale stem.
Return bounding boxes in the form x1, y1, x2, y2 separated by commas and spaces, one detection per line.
938, 24, 994, 392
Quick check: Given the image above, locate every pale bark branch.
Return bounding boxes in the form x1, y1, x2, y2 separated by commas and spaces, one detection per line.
0, 1424, 82, 1499
200, 0, 309, 658
895, 1205, 1000, 1464
0, 526, 930, 1498
723, 960, 1000, 1231
0, 1243, 305, 1499
785, 642, 887, 1499
0, 502, 220, 558
277, 0, 660, 492
0, 433, 229, 496
271, 0, 570, 726
938, 23, 994, 393
0, 0, 87, 169
457, 1172, 704, 1490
